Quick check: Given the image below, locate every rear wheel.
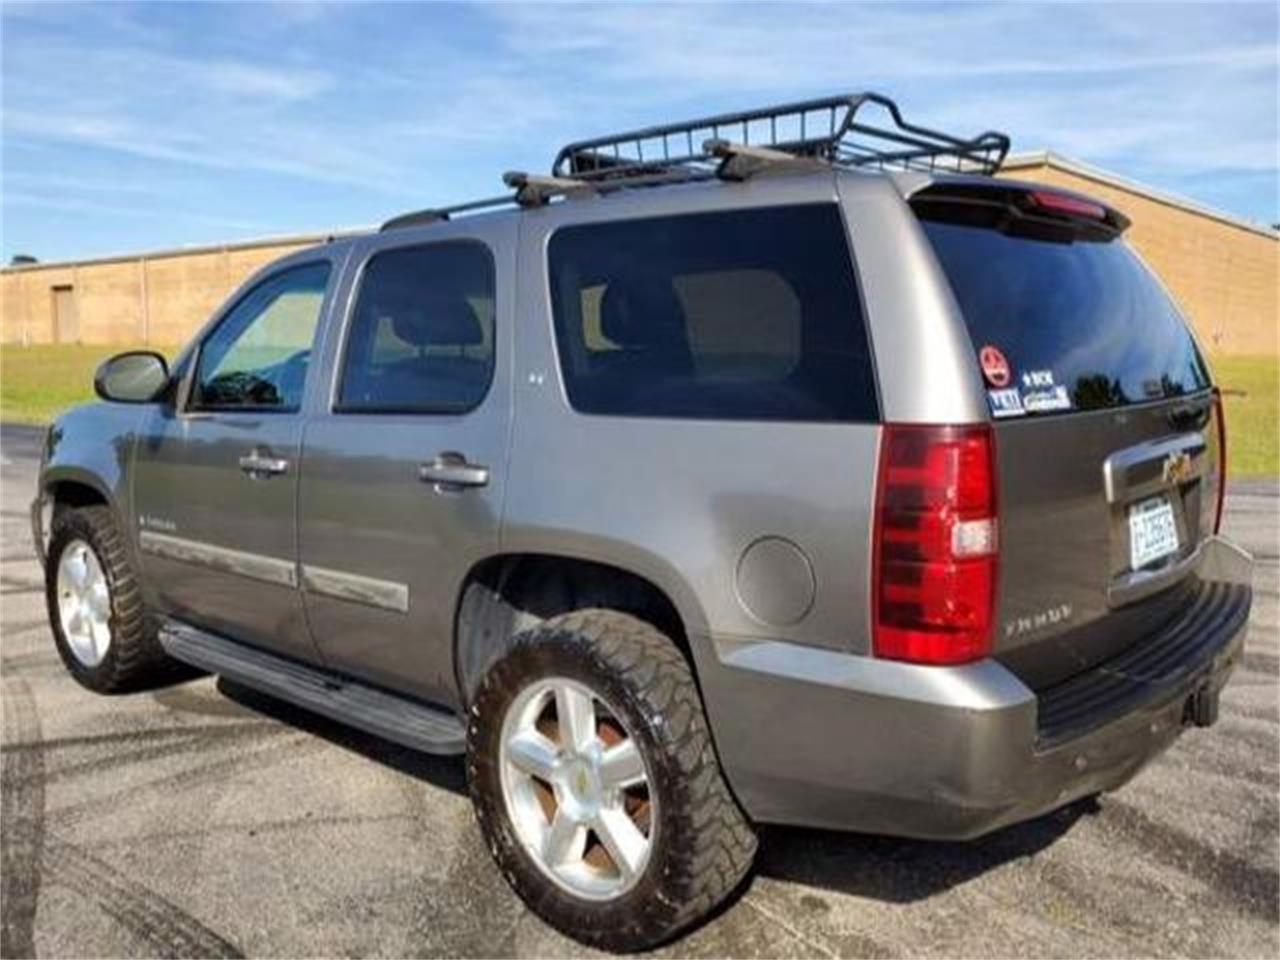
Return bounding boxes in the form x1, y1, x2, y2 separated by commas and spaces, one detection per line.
467, 609, 756, 951
45, 505, 176, 692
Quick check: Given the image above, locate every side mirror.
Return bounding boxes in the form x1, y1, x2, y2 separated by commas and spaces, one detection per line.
94, 351, 170, 404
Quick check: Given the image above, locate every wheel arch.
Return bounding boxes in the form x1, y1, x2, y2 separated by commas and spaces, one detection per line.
38, 460, 136, 573
45, 471, 112, 510
452, 552, 700, 705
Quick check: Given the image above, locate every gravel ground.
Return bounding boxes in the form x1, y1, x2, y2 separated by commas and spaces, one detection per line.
2, 422, 1276, 958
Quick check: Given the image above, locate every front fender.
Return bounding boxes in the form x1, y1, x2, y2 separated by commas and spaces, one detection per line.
36, 403, 146, 560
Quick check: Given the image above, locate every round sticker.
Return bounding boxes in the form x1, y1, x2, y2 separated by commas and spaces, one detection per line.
979, 345, 1011, 387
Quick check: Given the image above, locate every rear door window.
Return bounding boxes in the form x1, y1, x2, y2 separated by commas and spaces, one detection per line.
337, 241, 495, 414
547, 204, 877, 422
917, 207, 1209, 414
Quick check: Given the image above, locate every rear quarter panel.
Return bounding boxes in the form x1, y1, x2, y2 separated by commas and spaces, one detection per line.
503, 175, 880, 652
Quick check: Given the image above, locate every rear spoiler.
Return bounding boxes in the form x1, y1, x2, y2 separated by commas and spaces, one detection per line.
907, 179, 1130, 239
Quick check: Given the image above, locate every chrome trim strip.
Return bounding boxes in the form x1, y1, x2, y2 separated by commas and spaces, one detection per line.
138, 531, 297, 588
301, 564, 409, 614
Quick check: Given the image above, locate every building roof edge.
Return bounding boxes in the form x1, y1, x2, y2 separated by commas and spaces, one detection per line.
2, 225, 373, 274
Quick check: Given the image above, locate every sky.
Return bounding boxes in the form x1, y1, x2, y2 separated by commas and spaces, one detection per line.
2, 0, 1276, 264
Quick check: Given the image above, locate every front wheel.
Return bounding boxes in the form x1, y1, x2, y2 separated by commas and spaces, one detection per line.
466, 610, 757, 951
45, 504, 176, 692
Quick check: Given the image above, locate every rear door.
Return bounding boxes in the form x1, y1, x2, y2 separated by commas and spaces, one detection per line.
297, 224, 513, 706
913, 185, 1221, 689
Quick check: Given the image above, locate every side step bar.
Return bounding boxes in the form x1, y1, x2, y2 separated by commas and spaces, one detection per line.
159, 619, 466, 755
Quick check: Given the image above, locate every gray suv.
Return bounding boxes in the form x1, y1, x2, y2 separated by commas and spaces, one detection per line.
32, 94, 1253, 950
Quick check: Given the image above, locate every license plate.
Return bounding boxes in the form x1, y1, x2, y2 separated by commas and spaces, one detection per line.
1128, 496, 1179, 570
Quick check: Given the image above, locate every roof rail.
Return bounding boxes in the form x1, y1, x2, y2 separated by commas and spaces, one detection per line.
552, 92, 1010, 182
379, 193, 518, 232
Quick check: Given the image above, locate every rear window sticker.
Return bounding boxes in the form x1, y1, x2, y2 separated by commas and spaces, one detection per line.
1022, 384, 1072, 413
1021, 369, 1055, 389
987, 388, 1026, 418
979, 345, 1011, 387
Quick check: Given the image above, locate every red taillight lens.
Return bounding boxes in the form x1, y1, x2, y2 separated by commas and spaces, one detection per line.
1028, 189, 1107, 221
1212, 388, 1227, 534
873, 424, 998, 665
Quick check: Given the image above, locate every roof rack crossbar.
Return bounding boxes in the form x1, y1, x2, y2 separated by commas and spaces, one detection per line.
552, 92, 1010, 182
502, 171, 595, 207
704, 139, 827, 181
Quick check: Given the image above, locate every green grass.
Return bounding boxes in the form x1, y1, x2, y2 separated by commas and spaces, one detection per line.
2, 344, 1276, 476
1210, 354, 1279, 477
0, 343, 177, 426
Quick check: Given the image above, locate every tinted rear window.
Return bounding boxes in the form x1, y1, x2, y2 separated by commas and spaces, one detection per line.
338, 242, 495, 414
918, 213, 1209, 415
547, 204, 877, 422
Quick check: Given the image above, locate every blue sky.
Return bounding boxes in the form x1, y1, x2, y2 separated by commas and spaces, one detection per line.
2, 1, 1276, 263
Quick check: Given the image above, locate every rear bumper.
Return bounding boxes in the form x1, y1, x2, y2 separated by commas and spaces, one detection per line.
693, 537, 1252, 841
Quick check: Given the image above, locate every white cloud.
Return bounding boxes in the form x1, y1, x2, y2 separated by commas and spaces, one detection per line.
204, 61, 333, 101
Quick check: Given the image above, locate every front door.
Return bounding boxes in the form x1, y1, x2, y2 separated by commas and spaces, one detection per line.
298, 227, 513, 705
134, 256, 338, 661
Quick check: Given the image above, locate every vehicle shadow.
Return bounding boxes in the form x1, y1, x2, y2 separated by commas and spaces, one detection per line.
754, 797, 1098, 903
213, 675, 1097, 907
214, 677, 468, 795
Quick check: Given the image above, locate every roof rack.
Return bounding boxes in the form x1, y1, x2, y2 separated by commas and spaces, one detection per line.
553, 92, 1009, 181
380, 92, 1010, 231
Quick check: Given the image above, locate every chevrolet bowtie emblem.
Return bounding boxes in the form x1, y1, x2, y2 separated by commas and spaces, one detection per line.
1162, 450, 1193, 485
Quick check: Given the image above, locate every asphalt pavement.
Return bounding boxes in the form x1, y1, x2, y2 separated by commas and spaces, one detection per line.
2, 422, 1276, 958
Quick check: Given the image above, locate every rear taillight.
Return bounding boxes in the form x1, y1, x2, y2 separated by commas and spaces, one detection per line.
872, 424, 998, 665
1212, 388, 1227, 534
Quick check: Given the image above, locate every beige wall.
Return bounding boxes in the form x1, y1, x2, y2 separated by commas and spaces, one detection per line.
1001, 158, 1278, 356
3, 159, 1277, 354
1, 238, 318, 346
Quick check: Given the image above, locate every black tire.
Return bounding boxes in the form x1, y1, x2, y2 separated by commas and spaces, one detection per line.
467, 609, 757, 951
45, 504, 177, 693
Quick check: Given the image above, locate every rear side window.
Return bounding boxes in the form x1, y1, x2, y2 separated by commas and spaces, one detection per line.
918, 210, 1209, 414
338, 242, 495, 414
547, 205, 877, 422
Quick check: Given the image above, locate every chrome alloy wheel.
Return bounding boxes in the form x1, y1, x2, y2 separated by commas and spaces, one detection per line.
56, 538, 112, 667
498, 676, 656, 901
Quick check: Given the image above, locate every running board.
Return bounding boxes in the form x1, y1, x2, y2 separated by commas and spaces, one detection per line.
159, 619, 465, 755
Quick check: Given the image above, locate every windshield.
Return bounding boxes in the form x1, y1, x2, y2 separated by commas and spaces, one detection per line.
918, 210, 1210, 416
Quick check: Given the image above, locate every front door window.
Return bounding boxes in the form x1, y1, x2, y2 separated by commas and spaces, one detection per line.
192, 261, 331, 412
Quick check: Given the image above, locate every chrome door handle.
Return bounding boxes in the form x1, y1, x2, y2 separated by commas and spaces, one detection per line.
239, 452, 290, 477
418, 453, 489, 489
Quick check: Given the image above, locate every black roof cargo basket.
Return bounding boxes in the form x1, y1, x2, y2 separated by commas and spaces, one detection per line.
381, 92, 1010, 229
553, 92, 1010, 182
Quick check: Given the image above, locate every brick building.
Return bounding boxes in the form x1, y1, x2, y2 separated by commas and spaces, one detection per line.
2, 152, 1276, 354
